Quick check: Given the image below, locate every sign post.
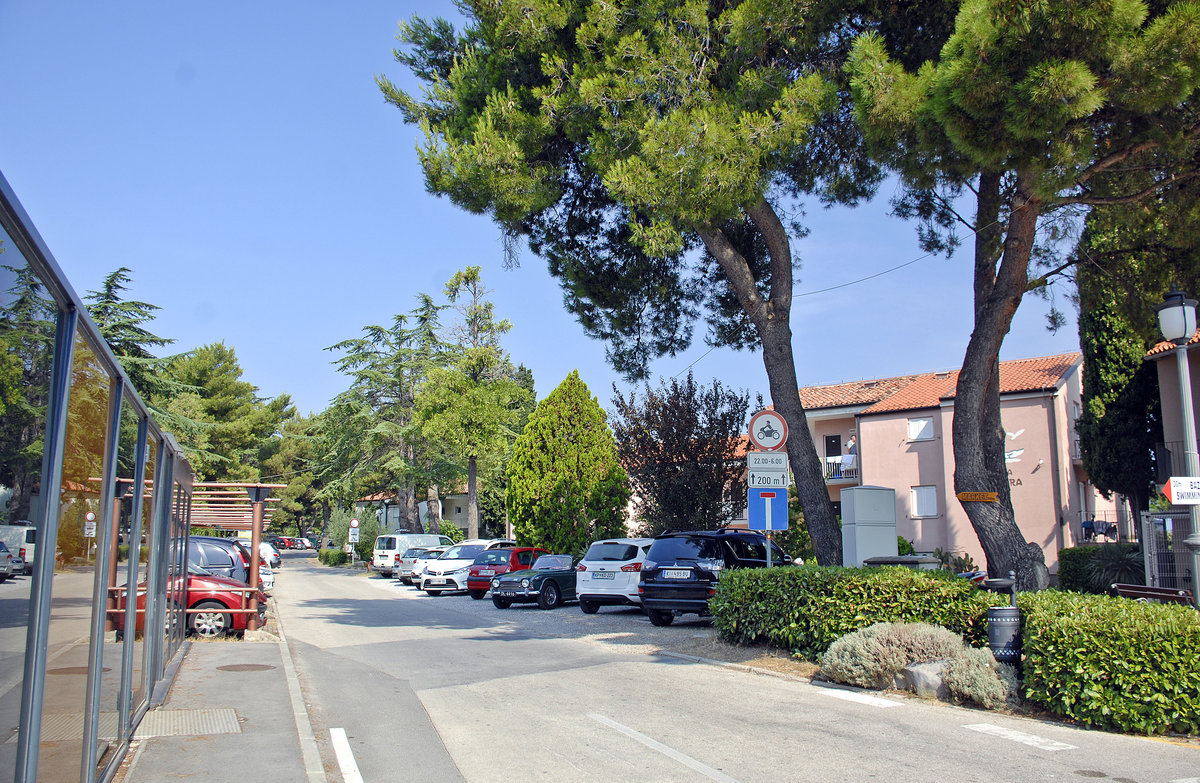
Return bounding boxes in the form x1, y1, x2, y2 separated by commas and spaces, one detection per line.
348, 518, 360, 566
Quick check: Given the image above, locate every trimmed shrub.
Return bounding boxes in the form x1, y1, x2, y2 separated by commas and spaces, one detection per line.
1057, 544, 1141, 594
943, 647, 1019, 710
711, 566, 996, 659
1020, 590, 1200, 734
318, 548, 348, 567
821, 622, 966, 689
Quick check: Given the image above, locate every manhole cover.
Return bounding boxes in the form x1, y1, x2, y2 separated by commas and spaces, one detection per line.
216, 664, 275, 672
48, 667, 110, 675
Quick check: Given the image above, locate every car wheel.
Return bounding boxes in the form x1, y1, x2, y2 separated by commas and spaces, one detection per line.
579, 599, 599, 614
492, 595, 511, 609
537, 581, 561, 610
189, 601, 232, 638
469, 590, 486, 600
0, 575, 8, 583
646, 609, 674, 626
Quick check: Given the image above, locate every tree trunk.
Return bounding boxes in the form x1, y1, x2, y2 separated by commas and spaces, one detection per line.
697, 200, 842, 565
427, 485, 442, 535
953, 170, 1049, 590
467, 456, 479, 539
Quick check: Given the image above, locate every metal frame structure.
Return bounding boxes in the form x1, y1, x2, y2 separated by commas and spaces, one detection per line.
0, 170, 195, 783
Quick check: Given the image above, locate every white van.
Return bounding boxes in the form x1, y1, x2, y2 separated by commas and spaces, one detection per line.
0, 525, 36, 574
372, 533, 453, 577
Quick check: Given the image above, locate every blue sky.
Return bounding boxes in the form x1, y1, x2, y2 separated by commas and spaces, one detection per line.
0, 2, 1081, 418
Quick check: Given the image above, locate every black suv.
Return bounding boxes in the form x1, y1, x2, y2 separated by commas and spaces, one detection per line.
638, 529, 792, 626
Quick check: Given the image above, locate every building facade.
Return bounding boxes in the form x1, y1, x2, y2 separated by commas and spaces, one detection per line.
798, 353, 1123, 574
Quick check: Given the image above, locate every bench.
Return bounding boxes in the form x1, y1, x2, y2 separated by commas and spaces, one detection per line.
1112, 583, 1194, 605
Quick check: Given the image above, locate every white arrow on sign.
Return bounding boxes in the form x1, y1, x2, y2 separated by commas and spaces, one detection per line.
748, 469, 789, 488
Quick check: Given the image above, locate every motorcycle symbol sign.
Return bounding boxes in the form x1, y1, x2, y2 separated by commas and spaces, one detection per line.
748, 410, 788, 452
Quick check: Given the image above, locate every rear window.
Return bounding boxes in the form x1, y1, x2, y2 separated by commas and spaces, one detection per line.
443, 544, 485, 560
375, 537, 396, 551
584, 542, 640, 562
24, 530, 35, 544
475, 550, 511, 565
647, 536, 723, 562
402, 548, 428, 558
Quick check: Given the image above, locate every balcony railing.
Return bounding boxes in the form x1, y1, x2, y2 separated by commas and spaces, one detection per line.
823, 455, 858, 482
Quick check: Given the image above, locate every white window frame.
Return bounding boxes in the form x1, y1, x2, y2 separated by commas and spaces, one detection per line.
907, 416, 934, 441
911, 485, 938, 518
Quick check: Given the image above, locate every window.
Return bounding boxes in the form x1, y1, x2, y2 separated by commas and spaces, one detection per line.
912, 486, 938, 518
908, 416, 934, 441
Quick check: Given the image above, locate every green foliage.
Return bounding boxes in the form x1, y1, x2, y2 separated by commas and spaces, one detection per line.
319, 548, 348, 567
773, 485, 814, 564
440, 524, 465, 544
942, 646, 1020, 710
710, 566, 996, 660
1057, 544, 1143, 594
897, 537, 915, 556
611, 372, 749, 535
820, 621, 968, 689
506, 371, 630, 554
1020, 590, 1200, 734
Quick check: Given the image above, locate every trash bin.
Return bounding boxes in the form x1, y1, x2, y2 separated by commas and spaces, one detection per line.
984, 570, 1020, 665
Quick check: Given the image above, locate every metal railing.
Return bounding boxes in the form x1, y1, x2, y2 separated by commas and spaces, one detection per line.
822, 456, 859, 482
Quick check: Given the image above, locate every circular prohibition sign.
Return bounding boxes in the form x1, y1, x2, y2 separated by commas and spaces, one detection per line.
748, 410, 788, 452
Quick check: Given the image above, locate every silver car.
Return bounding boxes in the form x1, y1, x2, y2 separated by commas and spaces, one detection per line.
0, 542, 15, 582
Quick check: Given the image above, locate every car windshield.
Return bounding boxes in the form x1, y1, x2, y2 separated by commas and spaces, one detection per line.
533, 555, 573, 571
420, 549, 447, 560
584, 542, 640, 562
403, 548, 428, 558
442, 544, 485, 560
475, 550, 510, 565
648, 536, 724, 562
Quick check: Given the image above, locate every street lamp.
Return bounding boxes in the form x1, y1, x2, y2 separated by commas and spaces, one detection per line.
1156, 286, 1200, 609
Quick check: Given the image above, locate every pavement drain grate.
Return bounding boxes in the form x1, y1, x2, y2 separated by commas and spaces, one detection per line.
216, 664, 275, 672
29, 709, 241, 743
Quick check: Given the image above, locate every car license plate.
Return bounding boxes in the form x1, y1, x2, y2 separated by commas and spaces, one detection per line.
479, 569, 495, 576
498, 590, 515, 597
593, 571, 614, 579
662, 569, 691, 579
430, 578, 446, 585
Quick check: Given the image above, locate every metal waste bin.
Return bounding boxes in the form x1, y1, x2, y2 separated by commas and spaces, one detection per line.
984, 571, 1020, 665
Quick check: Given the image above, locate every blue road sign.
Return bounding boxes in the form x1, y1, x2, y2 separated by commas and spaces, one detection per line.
748, 488, 788, 531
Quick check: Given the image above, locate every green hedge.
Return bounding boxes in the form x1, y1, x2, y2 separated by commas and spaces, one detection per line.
318, 548, 348, 567
1020, 590, 1200, 735
1056, 544, 1141, 594
711, 566, 996, 659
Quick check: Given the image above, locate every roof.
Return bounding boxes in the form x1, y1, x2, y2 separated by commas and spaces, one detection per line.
1146, 330, 1200, 358
799, 353, 1082, 417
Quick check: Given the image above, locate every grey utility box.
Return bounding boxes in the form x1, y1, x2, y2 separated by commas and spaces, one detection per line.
842, 486, 898, 567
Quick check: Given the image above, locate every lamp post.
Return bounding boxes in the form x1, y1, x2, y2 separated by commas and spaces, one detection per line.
1156, 286, 1200, 609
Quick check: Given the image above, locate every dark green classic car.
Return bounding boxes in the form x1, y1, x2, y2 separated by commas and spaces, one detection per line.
490, 554, 577, 610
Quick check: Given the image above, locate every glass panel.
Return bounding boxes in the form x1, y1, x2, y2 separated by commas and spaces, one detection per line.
130, 435, 156, 716
40, 332, 113, 782
0, 232, 55, 783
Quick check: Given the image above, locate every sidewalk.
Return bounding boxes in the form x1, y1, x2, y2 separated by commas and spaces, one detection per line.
116, 606, 327, 783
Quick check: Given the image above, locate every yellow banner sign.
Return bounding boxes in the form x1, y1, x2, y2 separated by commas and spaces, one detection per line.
956, 491, 999, 503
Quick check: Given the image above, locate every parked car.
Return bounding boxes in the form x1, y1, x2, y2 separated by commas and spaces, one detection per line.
409, 546, 449, 587
0, 525, 36, 574
575, 537, 654, 613
258, 564, 275, 592
188, 535, 271, 589
259, 541, 282, 568
490, 554, 577, 610
638, 529, 792, 626
372, 533, 454, 577
110, 563, 267, 639
419, 539, 515, 595
0, 542, 14, 582
466, 547, 548, 599
396, 547, 431, 584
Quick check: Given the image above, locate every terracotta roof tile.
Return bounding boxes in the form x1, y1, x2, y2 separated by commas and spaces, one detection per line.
799, 353, 1082, 416
1146, 330, 1200, 358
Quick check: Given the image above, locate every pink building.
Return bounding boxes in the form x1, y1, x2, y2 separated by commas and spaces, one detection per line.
798, 353, 1123, 574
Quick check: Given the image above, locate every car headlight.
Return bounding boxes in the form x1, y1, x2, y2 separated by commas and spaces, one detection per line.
491, 578, 500, 588
451, 566, 470, 575
521, 578, 530, 588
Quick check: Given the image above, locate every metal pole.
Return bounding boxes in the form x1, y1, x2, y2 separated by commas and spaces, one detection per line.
249, 496, 263, 631
1172, 344, 1200, 609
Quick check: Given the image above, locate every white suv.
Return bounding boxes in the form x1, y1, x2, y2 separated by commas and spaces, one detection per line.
419, 539, 515, 595
575, 537, 654, 613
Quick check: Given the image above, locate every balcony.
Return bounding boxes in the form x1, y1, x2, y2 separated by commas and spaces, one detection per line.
823, 455, 858, 483
1155, 440, 1195, 483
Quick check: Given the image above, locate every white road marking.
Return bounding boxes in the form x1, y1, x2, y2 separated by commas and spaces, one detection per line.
589, 713, 740, 783
813, 687, 901, 708
330, 727, 364, 783
1171, 778, 1200, 783
963, 723, 1076, 751
277, 622, 327, 781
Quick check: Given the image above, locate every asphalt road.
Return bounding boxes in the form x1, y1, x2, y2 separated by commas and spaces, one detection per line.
273, 552, 1200, 783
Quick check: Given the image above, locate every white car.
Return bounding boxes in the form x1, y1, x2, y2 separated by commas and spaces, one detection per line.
575, 537, 654, 614
419, 539, 516, 595
257, 565, 275, 592
408, 546, 449, 588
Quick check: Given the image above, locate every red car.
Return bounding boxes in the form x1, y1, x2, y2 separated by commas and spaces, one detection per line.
467, 547, 548, 599
112, 564, 267, 639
